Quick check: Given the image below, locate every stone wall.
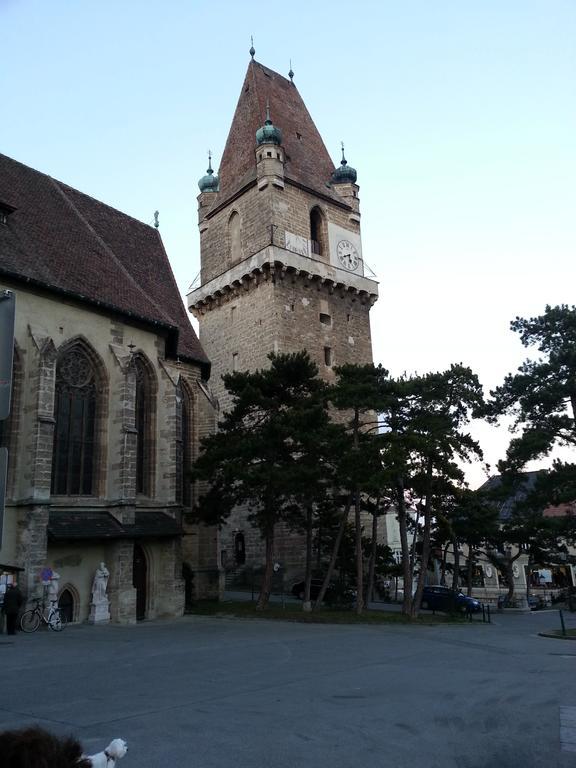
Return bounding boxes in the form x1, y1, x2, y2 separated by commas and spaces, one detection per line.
193, 158, 377, 585
0, 279, 219, 621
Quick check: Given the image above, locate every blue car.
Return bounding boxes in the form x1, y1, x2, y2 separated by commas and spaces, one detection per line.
421, 585, 482, 613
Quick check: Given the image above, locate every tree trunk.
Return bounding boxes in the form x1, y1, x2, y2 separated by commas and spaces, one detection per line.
525, 552, 532, 604
397, 476, 413, 616
256, 525, 275, 610
411, 458, 434, 618
354, 488, 364, 615
505, 558, 515, 606
452, 538, 460, 590
314, 495, 352, 610
366, 508, 379, 605
409, 509, 420, 579
440, 542, 449, 586
303, 505, 313, 612
466, 545, 475, 596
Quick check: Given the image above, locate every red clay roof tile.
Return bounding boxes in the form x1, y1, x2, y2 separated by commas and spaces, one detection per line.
0, 153, 208, 368
214, 60, 344, 207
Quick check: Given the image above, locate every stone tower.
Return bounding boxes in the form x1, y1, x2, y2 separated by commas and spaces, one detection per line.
187, 58, 378, 578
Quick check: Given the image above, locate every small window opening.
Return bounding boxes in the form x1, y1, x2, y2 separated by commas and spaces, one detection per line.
296, 132, 302, 140
232, 353, 238, 371
230, 306, 236, 324
324, 347, 333, 367
310, 207, 325, 256
347, 313, 351, 323
0, 203, 16, 226
290, 303, 295, 312
259, 153, 262, 161
234, 532, 246, 565
319, 313, 331, 326
267, 151, 272, 158
276, 152, 280, 159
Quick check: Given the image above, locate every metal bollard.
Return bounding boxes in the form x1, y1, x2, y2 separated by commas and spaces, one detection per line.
482, 603, 486, 623
487, 604, 491, 624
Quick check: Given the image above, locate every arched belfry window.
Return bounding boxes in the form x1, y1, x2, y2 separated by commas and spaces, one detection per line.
310, 207, 327, 259
52, 346, 98, 495
134, 356, 156, 496
229, 211, 241, 264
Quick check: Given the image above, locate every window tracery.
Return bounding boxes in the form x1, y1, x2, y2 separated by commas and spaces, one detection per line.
51, 347, 97, 495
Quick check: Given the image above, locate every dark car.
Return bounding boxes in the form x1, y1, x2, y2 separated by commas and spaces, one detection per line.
421, 585, 481, 613
291, 579, 356, 606
291, 579, 324, 600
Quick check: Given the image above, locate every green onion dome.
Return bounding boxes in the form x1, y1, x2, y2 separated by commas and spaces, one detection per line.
331, 144, 357, 184
198, 153, 219, 193
256, 103, 282, 146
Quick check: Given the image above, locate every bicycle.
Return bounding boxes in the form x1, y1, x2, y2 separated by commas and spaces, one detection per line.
20, 598, 67, 632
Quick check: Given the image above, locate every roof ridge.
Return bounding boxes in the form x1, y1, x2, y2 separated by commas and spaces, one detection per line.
0, 152, 155, 230
48, 176, 176, 328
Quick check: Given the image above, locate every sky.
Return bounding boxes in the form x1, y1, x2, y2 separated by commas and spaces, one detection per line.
1, 0, 575, 487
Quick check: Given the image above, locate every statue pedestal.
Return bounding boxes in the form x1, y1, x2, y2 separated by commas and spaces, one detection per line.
89, 599, 111, 624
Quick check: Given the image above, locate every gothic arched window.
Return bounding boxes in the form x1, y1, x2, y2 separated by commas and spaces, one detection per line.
0, 346, 22, 498
134, 356, 155, 496
229, 211, 241, 264
176, 381, 193, 507
51, 347, 97, 495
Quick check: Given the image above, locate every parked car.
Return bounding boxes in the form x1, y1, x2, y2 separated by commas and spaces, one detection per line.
421, 585, 482, 613
291, 579, 324, 600
291, 579, 356, 607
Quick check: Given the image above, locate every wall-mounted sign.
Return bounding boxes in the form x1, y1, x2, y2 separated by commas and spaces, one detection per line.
285, 231, 309, 258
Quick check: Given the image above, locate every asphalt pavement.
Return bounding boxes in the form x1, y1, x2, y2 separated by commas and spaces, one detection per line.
1, 608, 575, 768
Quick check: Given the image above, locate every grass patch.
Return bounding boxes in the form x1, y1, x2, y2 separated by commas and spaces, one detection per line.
190, 600, 468, 625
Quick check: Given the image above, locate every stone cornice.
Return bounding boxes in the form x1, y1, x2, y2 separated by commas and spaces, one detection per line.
187, 245, 378, 315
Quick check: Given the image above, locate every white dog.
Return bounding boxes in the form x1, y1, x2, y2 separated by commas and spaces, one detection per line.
85, 738, 128, 767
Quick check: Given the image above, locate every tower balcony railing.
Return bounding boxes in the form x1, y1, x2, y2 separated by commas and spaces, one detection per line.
188, 226, 379, 308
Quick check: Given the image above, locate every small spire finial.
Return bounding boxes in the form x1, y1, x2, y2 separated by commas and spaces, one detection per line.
288, 59, 294, 82
207, 149, 213, 174
249, 36, 255, 59
340, 141, 347, 165
265, 99, 271, 124
153, 210, 159, 228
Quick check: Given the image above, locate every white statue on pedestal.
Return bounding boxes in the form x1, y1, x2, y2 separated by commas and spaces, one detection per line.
89, 562, 110, 624
47, 571, 60, 604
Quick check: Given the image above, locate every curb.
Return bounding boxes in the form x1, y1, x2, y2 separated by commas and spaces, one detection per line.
538, 632, 576, 641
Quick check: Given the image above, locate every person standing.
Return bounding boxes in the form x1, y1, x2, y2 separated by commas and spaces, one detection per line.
2, 583, 23, 635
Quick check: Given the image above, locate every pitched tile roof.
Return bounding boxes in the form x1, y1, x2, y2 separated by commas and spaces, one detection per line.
214, 60, 345, 207
0, 153, 208, 369
48, 510, 181, 540
479, 471, 541, 519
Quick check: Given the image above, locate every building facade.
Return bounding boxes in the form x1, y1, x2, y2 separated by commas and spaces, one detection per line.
187, 58, 379, 580
0, 153, 220, 624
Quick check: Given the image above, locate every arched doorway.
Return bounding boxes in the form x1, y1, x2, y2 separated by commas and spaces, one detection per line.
133, 544, 148, 621
58, 588, 74, 624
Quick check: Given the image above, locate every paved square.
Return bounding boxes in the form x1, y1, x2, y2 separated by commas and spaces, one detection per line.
1, 610, 576, 767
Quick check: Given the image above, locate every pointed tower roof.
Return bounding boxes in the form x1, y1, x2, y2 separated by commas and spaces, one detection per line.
215, 60, 341, 206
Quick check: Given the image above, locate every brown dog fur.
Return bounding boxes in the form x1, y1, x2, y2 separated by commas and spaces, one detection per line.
0, 726, 90, 768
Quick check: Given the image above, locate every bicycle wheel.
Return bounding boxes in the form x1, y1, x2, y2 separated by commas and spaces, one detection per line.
48, 609, 66, 632
20, 610, 41, 633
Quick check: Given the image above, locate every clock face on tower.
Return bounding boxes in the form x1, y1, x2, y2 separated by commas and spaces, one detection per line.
336, 239, 360, 271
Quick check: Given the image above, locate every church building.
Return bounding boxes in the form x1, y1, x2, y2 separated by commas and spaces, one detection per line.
187, 54, 379, 580
0, 154, 220, 624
